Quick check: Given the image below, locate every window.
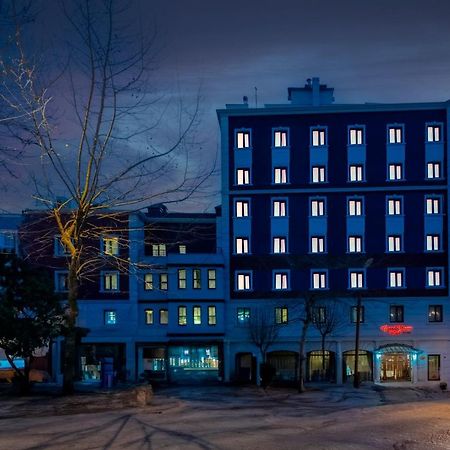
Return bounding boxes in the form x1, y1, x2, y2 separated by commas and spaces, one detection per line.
428, 355, 440, 381
193, 269, 201, 289
388, 126, 403, 144
193, 306, 201, 325
104, 310, 116, 325
387, 235, 402, 252
349, 165, 364, 182
428, 305, 443, 323
0, 231, 16, 253
152, 244, 166, 256
235, 200, 249, 217
159, 273, 168, 290
237, 307, 250, 326
103, 272, 119, 291
427, 269, 443, 287
312, 128, 326, 146
236, 130, 250, 149
159, 308, 168, 325
273, 237, 287, 254
388, 270, 404, 288
350, 306, 365, 323
102, 236, 119, 256
349, 127, 364, 145
427, 125, 441, 143
387, 198, 402, 215
426, 234, 440, 251
178, 306, 187, 326
145, 309, 154, 325
208, 269, 216, 289
427, 162, 441, 179
55, 271, 69, 292
178, 269, 187, 289
389, 305, 404, 323
349, 271, 364, 289
54, 236, 70, 256
311, 199, 325, 216
348, 236, 362, 253
236, 168, 250, 185
348, 199, 363, 216
311, 236, 325, 253
236, 272, 251, 291
312, 166, 326, 183
274, 272, 289, 290
274, 167, 288, 184
179, 245, 187, 254
273, 200, 287, 217
235, 237, 249, 254
208, 306, 217, 325
388, 164, 403, 180
312, 271, 327, 290
426, 197, 440, 214
144, 273, 153, 290
274, 130, 288, 147
313, 307, 326, 323
275, 307, 288, 324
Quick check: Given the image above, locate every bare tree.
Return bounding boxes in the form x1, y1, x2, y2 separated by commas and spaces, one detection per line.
248, 307, 280, 364
0, 0, 213, 393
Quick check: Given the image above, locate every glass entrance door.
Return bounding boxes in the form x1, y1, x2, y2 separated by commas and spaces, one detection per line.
381, 352, 411, 381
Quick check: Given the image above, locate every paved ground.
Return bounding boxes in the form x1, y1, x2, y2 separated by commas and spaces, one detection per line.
1, 384, 450, 449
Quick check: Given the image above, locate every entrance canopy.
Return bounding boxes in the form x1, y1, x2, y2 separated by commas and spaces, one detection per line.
374, 344, 421, 355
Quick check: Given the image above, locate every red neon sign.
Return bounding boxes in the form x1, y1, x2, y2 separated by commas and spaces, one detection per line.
380, 324, 413, 335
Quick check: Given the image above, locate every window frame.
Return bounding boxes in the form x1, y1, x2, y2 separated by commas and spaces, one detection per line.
275, 306, 289, 324
273, 128, 289, 148
235, 199, 250, 218
144, 273, 153, 290
311, 127, 327, 147
311, 235, 326, 253
348, 235, 363, 253
235, 236, 250, 255
102, 235, 119, 256
350, 306, 365, 323
193, 305, 202, 325
207, 269, 217, 289
388, 163, 403, 181
145, 308, 154, 325
159, 308, 169, 325
349, 270, 365, 289
388, 268, 405, 289
159, 272, 168, 291
428, 305, 443, 323
311, 165, 326, 183
387, 125, 404, 144
178, 269, 187, 289
310, 198, 326, 217
426, 161, 441, 179
426, 268, 444, 288
54, 270, 69, 292
311, 270, 328, 290
273, 167, 288, 184
236, 271, 252, 291
193, 268, 201, 289
104, 310, 117, 325
273, 236, 287, 254
101, 271, 119, 292
178, 305, 187, 326
272, 199, 288, 217
235, 129, 251, 149
426, 123, 442, 143
389, 305, 404, 323
348, 164, 364, 182
208, 305, 217, 326
236, 168, 251, 185
151, 243, 167, 257
237, 307, 251, 326
273, 271, 289, 291
428, 354, 441, 381
426, 196, 441, 215
348, 126, 365, 145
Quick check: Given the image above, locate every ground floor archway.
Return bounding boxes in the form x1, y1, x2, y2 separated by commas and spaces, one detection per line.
307, 350, 336, 382
343, 350, 373, 383
235, 352, 256, 384
267, 351, 298, 383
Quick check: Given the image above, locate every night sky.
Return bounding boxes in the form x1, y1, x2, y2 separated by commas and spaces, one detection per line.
2, 0, 450, 212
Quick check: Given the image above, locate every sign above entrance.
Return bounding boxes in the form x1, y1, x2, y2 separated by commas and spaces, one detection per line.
379, 324, 413, 335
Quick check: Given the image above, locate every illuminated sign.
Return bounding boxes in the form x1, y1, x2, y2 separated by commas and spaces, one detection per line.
380, 324, 413, 335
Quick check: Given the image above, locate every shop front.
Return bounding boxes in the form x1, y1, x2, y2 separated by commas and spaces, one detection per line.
79, 343, 126, 382
374, 344, 420, 383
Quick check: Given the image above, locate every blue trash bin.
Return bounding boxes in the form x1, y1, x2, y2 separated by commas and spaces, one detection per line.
100, 357, 114, 388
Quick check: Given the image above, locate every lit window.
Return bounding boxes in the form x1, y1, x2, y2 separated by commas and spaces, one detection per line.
428, 355, 441, 381
178, 306, 187, 325
274, 272, 289, 290
427, 125, 441, 142
103, 236, 119, 256
427, 162, 441, 179
348, 236, 362, 253
312, 166, 326, 183
193, 269, 201, 289
103, 272, 119, 291
389, 270, 404, 288
387, 235, 402, 252
178, 269, 187, 289
144, 273, 153, 290
104, 310, 116, 325
388, 164, 403, 180
426, 235, 440, 251
235, 200, 249, 217
426, 197, 440, 214
273, 237, 287, 254
312, 128, 326, 146
274, 130, 288, 147
387, 198, 402, 215
208, 306, 217, 325
55, 271, 69, 292
274, 167, 288, 184
235, 237, 249, 254
349, 165, 363, 182
348, 199, 363, 216
275, 307, 288, 324
349, 271, 364, 289
312, 271, 327, 289
427, 269, 443, 287
390, 305, 404, 323
388, 127, 403, 144
349, 127, 364, 145
236, 272, 251, 291
236, 168, 250, 185
159, 273, 168, 290
237, 307, 250, 325
273, 200, 287, 217
145, 309, 154, 325
311, 236, 325, 253
152, 244, 166, 256
193, 306, 202, 325
311, 199, 325, 216
208, 269, 216, 289
179, 245, 187, 254
350, 306, 365, 323
428, 305, 443, 323
313, 307, 326, 323
236, 130, 250, 149
159, 308, 168, 324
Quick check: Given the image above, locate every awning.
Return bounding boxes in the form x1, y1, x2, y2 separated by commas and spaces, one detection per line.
374, 344, 421, 354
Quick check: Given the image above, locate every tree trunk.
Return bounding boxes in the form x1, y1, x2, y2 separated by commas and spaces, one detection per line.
321, 334, 326, 373
298, 318, 309, 393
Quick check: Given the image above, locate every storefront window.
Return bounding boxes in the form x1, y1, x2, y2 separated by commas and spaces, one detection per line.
428, 355, 440, 380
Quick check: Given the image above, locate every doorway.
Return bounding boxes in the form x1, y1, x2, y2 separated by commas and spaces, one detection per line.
381, 352, 411, 382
